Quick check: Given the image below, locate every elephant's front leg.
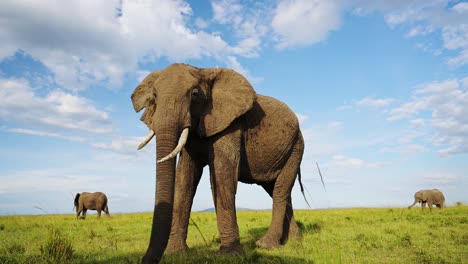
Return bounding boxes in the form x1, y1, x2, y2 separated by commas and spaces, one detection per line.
209, 127, 243, 255
428, 202, 433, 213
166, 148, 204, 253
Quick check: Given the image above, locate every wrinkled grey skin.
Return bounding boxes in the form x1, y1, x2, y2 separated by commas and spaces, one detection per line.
132, 64, 305, 263
74, 192, 110, 219
408, 189, 445, 212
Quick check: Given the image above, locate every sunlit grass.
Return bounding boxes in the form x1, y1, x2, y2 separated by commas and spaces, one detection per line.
0, 206, 466, 263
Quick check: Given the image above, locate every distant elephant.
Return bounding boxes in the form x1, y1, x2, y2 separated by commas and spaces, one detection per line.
74, 192, 110, 219
408, 189, 445, 212
131, 63, 306, 263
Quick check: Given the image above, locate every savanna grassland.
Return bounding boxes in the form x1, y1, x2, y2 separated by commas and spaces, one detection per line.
1, 206, 467, 264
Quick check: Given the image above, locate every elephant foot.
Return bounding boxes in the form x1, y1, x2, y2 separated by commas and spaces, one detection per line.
216, 243, 243, 255
289, 222, 301, 240
256, 234, 280, 250
166, 240, 189, 254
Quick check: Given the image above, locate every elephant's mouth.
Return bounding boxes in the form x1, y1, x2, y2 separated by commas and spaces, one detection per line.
137, 127, 190, 163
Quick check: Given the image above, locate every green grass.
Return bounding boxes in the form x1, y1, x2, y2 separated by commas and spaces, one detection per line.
0, 207, 467, 263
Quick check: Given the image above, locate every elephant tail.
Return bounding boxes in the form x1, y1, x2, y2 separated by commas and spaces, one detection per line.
297, 168, 311, 208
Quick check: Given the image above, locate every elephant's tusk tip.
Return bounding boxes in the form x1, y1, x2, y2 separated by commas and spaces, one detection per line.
156, 156, 171, 163
137, 130, 155, 150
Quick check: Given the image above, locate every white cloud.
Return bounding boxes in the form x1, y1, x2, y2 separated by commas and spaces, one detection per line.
388, 77, 468, 155
0, 0, 231, 91
0, 77, 112, 134
415, 171, 464, 185
295, 113, 309, 125
356, 96, 396, 107
211, 0, 269, 58
272, 0, 341, 49
212, 0, 243, 24
225, 56, 262, 83
381, 144, 426, 154
410, 118, 425, 127
194, 17, 209, 29
93, 136, 153, 156
352, 0, 468, 67
328, 155, 384, 169
3, 128, 86, 142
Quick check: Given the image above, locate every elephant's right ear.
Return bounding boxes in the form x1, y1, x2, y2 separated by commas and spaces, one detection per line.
131, 71, 160, 128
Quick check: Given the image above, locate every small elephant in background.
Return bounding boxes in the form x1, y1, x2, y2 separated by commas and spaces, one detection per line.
74, 192, 110, 219
408, 189, 445, 212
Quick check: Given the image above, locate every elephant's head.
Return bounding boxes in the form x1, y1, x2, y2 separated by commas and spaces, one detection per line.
415, 191, 428, 202
131, 63, 256, 262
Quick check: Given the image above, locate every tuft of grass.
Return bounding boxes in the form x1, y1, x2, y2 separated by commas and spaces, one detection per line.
86, 226, 97, 239
398, 233, 412, 247
6, 242, 26, 254
40, 228, 74, 263
297, 220, 322, 234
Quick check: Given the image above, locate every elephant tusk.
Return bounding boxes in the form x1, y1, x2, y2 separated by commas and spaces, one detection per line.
137, 130, 155, 150
157, 127, 189, 163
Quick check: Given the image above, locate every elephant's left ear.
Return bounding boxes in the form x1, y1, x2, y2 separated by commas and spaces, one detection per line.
199, 68, 256, 137
131, 70, 160, 128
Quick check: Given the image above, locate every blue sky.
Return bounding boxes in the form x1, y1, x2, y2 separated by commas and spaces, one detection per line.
0, 0, 467, 215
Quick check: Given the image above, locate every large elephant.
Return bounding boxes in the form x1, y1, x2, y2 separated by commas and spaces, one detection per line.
74, 192, 110, 219
408, 189, 445, 212
132, 63, 306, 263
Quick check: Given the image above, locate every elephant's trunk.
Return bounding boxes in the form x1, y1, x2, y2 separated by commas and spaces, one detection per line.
408, 199, 418, 209
142, 130, 178, 264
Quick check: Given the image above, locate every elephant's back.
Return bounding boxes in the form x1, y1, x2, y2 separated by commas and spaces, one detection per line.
241, 95, 301, 180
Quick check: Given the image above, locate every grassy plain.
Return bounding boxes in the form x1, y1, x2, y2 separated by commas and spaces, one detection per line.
0, 206, 467, 263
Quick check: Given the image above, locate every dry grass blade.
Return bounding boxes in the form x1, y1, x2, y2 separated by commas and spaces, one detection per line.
316, 162, 326, 192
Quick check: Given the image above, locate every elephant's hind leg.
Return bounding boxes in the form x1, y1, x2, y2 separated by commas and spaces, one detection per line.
256, 136, 303, 249
281, 196, 301, 244
260, 183, 300, 246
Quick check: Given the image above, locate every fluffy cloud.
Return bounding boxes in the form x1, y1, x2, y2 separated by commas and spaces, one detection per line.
388, 77, 468, 155
272, 0, 341, 49
211, 0, 269, 57
0, 77, 112, 134
0, 0, 229, 91
2, 0, 463, 95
